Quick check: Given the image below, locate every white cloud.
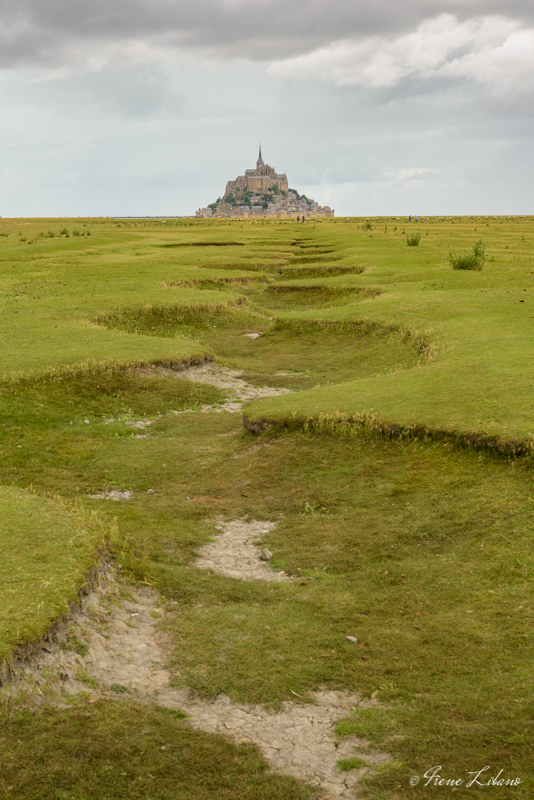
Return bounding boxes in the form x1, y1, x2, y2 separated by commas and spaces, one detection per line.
268, 14, 534, 99
384, 167, 436, 183
442, 28, 534, 100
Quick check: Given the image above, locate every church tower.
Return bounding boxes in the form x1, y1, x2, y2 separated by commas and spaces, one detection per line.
256, 143, 264, 168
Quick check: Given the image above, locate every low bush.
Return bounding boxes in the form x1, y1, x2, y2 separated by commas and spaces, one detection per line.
450, 239, 485, 270
406, 232, 421, 247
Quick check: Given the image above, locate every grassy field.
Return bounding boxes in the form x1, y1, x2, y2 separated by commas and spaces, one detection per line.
0, 215, 533, 798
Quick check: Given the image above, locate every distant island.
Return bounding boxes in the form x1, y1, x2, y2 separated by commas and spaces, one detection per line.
196, 147, 334, 219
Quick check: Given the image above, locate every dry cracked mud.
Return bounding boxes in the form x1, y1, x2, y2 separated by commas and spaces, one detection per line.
4, 365, 388, 798
6, 565, 389, 799
5, 516, 391, 799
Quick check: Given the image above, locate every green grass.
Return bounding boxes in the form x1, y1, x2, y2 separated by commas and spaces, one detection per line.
0, 701, 312, 800
1, 215, 534, 798
258, 283, 379, 309
337, 756, 369, 772
0, 486, 107, 663
245, 223, 534, 449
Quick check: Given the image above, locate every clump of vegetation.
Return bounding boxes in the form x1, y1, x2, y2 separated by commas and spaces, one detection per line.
449, 239, 485, 270
363, 220, 373, 230
288, 188, 310, 203
406, 232, 421, 247
110, 683, 130, 694
337, 756, 369, 772
76, 669, 98, 689
61, 634, 89, 657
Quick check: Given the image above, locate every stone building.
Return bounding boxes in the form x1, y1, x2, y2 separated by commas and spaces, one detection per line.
224, 146, 289, 196
197, 146, 334, 219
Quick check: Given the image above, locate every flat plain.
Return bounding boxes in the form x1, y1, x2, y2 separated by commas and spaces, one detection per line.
0, 215, 533, 799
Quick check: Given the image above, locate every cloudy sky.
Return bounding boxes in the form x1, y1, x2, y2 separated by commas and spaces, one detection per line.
1, 0, 533, 217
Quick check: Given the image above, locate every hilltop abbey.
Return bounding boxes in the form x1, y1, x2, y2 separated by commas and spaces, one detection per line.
196, 147, 334, 219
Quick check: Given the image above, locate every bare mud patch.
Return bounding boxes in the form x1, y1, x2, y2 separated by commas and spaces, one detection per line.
5, 568, 389, 800
89, 490, 132, 501
193, 518, 294, 582
165, 362, 292, 413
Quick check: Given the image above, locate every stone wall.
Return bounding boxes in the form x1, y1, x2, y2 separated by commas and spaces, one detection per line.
225, 172, 288, 196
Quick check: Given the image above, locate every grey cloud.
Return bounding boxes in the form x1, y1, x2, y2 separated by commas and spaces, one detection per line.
1, 46, 532, 217
1, 0, 533, 68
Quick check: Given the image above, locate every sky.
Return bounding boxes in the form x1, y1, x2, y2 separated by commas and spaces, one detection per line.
1, 0, 533, 217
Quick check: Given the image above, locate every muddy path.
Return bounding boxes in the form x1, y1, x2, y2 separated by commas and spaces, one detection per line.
8, 549, 388, 800
3, 363, 390, 799
142, 360, 292, 413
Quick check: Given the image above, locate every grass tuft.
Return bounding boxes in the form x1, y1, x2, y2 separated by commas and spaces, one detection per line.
337, 756, 369, 772
450, 239, 485, 269
406, 232, 421, 246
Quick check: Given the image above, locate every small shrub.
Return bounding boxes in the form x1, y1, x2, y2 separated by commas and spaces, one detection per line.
363, 220, 373, 230
473, 240, 486, 260
406, 232, 421, 247
450, 239, 485, 270
449, 251, 480, 270
110, 683, 130, 694
338, 756, 369, 772
60, 228, 69, 236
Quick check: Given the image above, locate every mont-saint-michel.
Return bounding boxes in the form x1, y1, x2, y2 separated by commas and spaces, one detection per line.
196, 147, 334, 219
